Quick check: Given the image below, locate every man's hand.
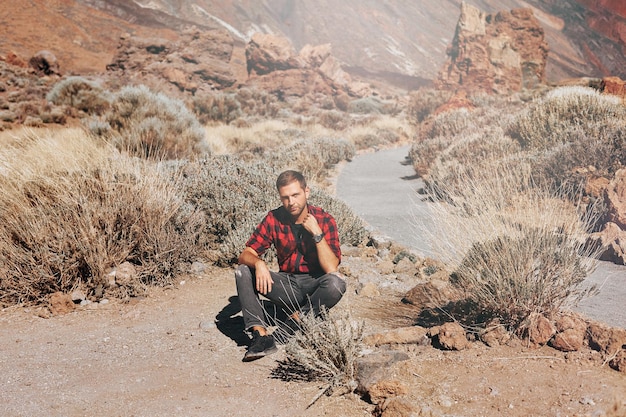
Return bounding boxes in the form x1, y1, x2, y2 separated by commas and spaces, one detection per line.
302, 213, 322, 236
254, 260, 273, 295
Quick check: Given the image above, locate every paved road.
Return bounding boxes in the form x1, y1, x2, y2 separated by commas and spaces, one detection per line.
337, 146, 626, 328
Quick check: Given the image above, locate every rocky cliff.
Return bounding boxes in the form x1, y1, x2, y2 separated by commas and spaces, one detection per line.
1, 0, 625, 90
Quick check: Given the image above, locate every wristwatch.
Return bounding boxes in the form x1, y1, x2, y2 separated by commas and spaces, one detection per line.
313, 233, 324, 243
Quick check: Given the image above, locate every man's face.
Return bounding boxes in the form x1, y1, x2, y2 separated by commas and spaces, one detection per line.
278, 180, 309, 221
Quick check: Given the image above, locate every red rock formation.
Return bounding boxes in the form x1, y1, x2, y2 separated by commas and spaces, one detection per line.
244, 34, 370, 98
106, 27, 236, 93
436, 3, 548, 94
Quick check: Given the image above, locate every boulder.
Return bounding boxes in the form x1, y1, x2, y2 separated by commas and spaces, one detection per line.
550, 313, 587, 352
245, 33, 302, 76
355, 350, 410, 405
587, 222, 626, 265
436, 322, 469, 350
29, 50, 60, 75
600, 76, 626, 99
403, 279, 461, 310
436, 3, 548, 94
480, 319, 511, 347
48, 292, 75, 315
526, 313, 556, 346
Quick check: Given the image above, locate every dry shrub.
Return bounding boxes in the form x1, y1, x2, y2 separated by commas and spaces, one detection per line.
172, 155, 277, 265
347, 96, 397, 115
191, 91, 242, 124
274, 308, 364, 403
507, 86, 626, 150
408, 88, 454, 123
531, 118, 626, 191
316, 110, 350, 130
235, 87, 281, 118
420, 107, 474, 140
47, 76, 111, 115
422, 162, 602, 331
275, 136, 355, 185
92, 85, 209, 160
0, 129, 202, 306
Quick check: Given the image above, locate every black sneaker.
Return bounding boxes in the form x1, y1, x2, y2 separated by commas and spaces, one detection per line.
242, 330, 277, 362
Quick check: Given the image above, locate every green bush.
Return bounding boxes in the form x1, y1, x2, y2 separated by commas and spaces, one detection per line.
93, 85, 209, 160
47, 76, 111, 115
507, 86, 626, 150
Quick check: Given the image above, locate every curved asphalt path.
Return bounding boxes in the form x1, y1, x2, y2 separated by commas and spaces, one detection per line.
337, 146, 626, 328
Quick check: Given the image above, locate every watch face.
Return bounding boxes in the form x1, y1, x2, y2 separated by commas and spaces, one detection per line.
314, 234, 323, 243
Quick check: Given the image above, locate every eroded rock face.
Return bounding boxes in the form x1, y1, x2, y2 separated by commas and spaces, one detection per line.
244, 34, 370, 98
106, 27, 236, 92
436, 3, 548, 94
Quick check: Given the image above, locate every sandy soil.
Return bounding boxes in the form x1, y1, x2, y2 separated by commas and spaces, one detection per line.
1, 252, 625, 417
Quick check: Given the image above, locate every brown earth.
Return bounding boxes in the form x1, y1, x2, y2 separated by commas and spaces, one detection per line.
1, 250, 625, 417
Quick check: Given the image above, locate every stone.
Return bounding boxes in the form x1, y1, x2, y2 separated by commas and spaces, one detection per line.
550, 314, 587, 352
48, 292, 75, 315
113, 261, 138, 286
480, 319, 511, 347
600, 76, 626, 99
29, 50, 60, 75
363, 326, 429, 346
587, 320, 626, 355
358, 282, 381, 298
245, 33, 302, 76
355, 350, 410, 404
437, 322, 469, 350
403, 279, 461, 310
605, 168, 626, 230
526, 313, 556, 346
393, 257, 415, 275
374, 397, 417, 417
587, 222, 626, 265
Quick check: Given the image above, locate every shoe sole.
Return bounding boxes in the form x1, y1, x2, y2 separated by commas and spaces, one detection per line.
242, 345, 278, 362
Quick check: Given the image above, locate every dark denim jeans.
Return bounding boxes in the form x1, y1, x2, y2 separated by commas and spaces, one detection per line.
234, 264, 346, 331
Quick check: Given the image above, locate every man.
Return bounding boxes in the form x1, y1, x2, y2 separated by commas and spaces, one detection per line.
235, 170, 346, 362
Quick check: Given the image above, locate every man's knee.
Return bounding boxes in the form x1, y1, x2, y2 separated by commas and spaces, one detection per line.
235, 264, 253, 284
323, 273, 347, 300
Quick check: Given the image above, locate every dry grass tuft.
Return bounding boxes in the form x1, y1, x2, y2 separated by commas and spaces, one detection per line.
273, 308, 364, 405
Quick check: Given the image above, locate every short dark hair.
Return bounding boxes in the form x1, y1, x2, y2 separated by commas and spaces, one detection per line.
276, 170, 307, 190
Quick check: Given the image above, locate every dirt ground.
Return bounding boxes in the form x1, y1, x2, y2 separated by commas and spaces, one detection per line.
1, 250, 625, 417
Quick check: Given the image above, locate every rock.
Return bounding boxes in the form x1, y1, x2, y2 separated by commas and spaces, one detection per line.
600, 76, 626, 99
525, 313, 556, 346
605, 168, 626, 230
374, 397, 417, 417
29, 50, 60, 75
436, 3, 548, 94
393, 257, 416, 275
436, 322, 469, 350
587, 320, 626, 355
376, 260, 395, 275
403, 279, 461, 310
363, 326, 429, 346
358, 282, 381, 298
245, 33, 302, 76
70, 290, 86, 303
587, 222, 626, 265
4, 51, 28, 68
585, 175, 610, 199
112, 261, 138, 286
48, 292, 75, 315
550, 314, 587, 352
106, 28, 236, 93
480, 319, 511, 347
355, 350, 410, 404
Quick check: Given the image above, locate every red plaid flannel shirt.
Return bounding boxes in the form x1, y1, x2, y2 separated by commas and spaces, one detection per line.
245, 204, 341, 274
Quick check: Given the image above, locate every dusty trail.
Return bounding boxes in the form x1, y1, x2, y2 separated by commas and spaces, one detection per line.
336, 145, 626, 329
